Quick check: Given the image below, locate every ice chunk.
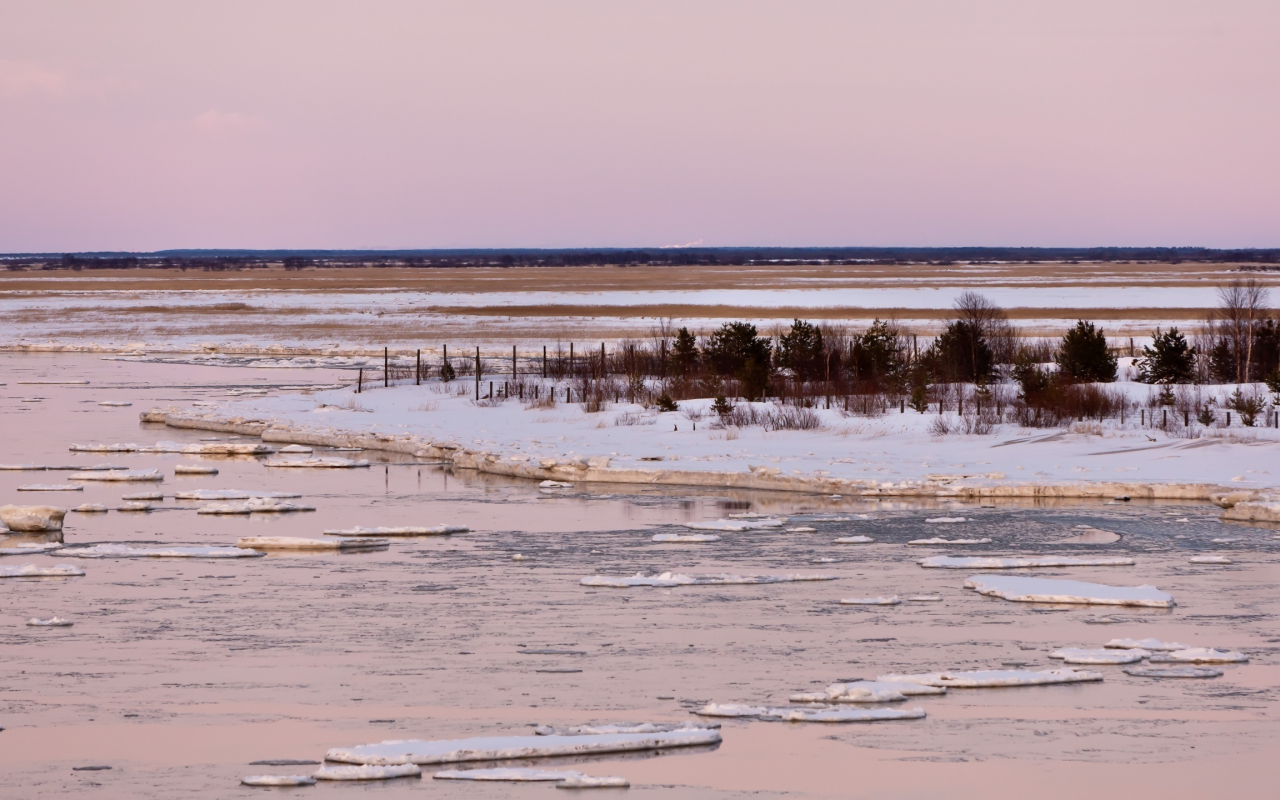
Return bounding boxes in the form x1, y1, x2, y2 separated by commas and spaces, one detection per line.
925, 517, 968, 523
0, 543, 63, 555
0, 464, 48, 471
0, 563, 86, 578
323, 525, 468, 537
1189, 556, 1233, 565
69, 469, 163, 482
59, 544, 264, 559
763, 707, 925, 723
313, 764, 421, 781
240, 775, 316, 786
1166, 648, 1247, 663
173, 465, 218, 475
97, 401, 132, 407
198, 498, 316, 514
72, 503, 107, 513
790, 683, 903, 704
1054, 527, 1121, 544
1124, 666, 1223, 679
876, 668, 1103, 688
264, 457, 370, 468
238, 536, 388, 551
0, 505, 67, 532
540, 480, 573, 488
580, 572, 837, 588
279, 444, 314, 453
116, 502, 154, 512
834, 536, 874, 543
325, 730, 722, 765
181, 443, 274, 455
920, 556, 1135, 569
1049, 647, 1148, 664
435, 768, 584, 781
69, 443, 139, 452
908, 538, 992, 545
682, 518, 785, 531
1104, 638, 1190, 651
122, 492, 163, 501
557, 774, 630, 789
839, 596, 901, 605
174, 489, 301, 500
26, 617, 73, 626
786, 526, 817, 532
964, 575, 1174, 608
906, 595, 943, 602
533, 722, 718, 736
17, 484, 83, 492
651, 533, 721, 543
693, 704, 769, 717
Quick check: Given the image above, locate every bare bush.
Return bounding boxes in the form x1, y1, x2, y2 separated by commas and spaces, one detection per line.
614, 411, 656, 426
928, 416, 953, 436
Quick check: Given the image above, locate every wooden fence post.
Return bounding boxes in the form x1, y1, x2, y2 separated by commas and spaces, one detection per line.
512, 345, 516, 381
384, 347, 389, 387
415, 349, 421, 385
475, 347, 480, 400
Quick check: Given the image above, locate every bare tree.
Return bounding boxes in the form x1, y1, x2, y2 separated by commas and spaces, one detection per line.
952, 291, 1017, 368
1215, 279, 1270, 383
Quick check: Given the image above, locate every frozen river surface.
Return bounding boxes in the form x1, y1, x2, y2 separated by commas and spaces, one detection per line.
1, 354, 1278, 798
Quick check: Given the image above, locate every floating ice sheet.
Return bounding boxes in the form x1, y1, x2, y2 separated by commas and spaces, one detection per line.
925, 517, 968, 523
682, 518, 785, 531
1189, 556, 1233, 565
0, 543, 63, 556
557, 774, 630, 788
60, 544, 264, 559
580, 572, 837, 588
69, 443, 138, 452
964, 575, 1174, 608
1050, 647, 1148, 664
122, 492, 164, 501
906, 595, 943, 602
435, 768, 584, 782
198, 498, 315, 514
69, 469, 163, 482
237, 536, 388, 551
180, 442, 274, 455
840, 596, 901, 605
17, 484, 82, 492
790, 681, 945, 703
72, 504, 108, 513
0, 464, 48, 471
173, 465, 219, 475
835, 536, 874, 544
280, 444, 313, 453
652, 533, 721, 543
1166, 648, 1247, 663
264, 457, 370, 468
908, 538, 992, 545
325, 729, 722, 765
533, 722, 718, 736
97, 401, 132, 407
1104, 638, 1190, 651
1124, 666, 1223, 679
920, 555, 1136, 569
876, 668, 1103, 688
26, 617, 73, 626
323, 525, 467, 537
540, 480, 573, 488
174, 489, 302, 500
240, 775, 316, 786
0, 563, 85, 578
313, 764, 421, 781
696, 703, 923, 722
116, 502, 154, 512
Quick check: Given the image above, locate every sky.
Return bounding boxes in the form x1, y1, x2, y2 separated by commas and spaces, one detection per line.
1, 1, 1277, 252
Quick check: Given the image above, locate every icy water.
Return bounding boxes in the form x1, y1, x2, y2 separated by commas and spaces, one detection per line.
2, 354, 1278, 799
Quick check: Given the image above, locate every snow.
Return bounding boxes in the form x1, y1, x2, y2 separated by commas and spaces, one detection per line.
533, 722, 718, 736
1104, 638, 1190, 651
26, 617, 73, 626
0, 543, 64, 555
69, 469, 163, 482
1123, 666, 1224, 678
681, 518, 785, 531
313, 764, 421, 781
60, 544, 264, 559
240, 775, 316, 786
964, 575, 1175, 607
197, 498, 315, 514
920, 556, 1136, 569
834, 535, 874, 543
1166, 648, 1248, 663
237, 536, 388, 551
264, 457, 370, 468
323, 525, 467, 536
1049, 647, 1149, 664
17, 484, 82, 491
173, 465, 219, 475
876, 668, 1103, 688
72, 503, 108, 513
324, 730, 722, 765
925, 517, 968, 523
840, 596, 901, 605
580, 572, 837, 587
652, 533, 721, 543
0, 563, 86, 578
174, 489, 301, 500
1189, 555, 1233, 564
0, 504, 67, 531
908, 538, 992, 545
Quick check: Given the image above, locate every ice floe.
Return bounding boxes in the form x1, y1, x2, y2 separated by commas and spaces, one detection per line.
580, 572, 837, 587
264, 457, 370, 468
681, 518, 785, 532
122, 492, 164, 501
924, 517, 968, 523
280, 444, 314, 453
790, 681, 945, 703
174, 489, 301, 500
324, 730, 722, 765
540, 480, 573, 488
69, 469, 163, 482
313, 764, 421, 781
786, 526, 817, 532
1189, 555, 1233, 565
435, 768, 588, 782
0, 464, 48, 471
180, 442, 274, 455
17, 484, 82, 492
964, 575, 1174, 608
59, 544, 264, 559
839, 596, 901, 605
322, 525, 467, 537
197, 498, 316, 514
26, 617, 73, 626
0, 563, 85, 578
1049, 647, 1148, 664
834, 536, 874, 544
1165, 648, 1247, 663
906, 595, 943, 602
69, 443, 138, 452
0, 543, 64, 555
97, 401, 132, 407
173, 465, 219, 475
72, 504, 107, 513
651, 533, 721, 543
1054, 527, 1121, 544
1104, 638, 1190, 651
876, 668, 1103, 688
908, 537, 992, 545
0, 505, 67, 531
557, 774, 630, 788
533, 722, 718, 736
236, 536, 388, 551
1123, 666, 1223, 679
919, 556, 1135, 569
695, 703, 924, 722
116, 502, 154, 512
240, 775, 316, 786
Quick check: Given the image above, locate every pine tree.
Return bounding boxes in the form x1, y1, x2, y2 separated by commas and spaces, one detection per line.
1055, 321, 1117, 383
671, 327, 699, 377
1137, 328, 1195, 384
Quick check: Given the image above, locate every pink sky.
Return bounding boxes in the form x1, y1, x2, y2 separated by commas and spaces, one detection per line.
1, 1, 1277, 251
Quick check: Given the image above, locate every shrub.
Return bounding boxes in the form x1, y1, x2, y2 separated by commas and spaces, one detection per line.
655, 393, 679, 412
1137, 328, 1195, 384
1056, 321, 1117, 383
1226, 388, 1266, 427
711, 395, 735, 417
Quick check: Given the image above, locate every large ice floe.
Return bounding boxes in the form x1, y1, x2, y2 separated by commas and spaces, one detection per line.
313, 764, 421, 781
0, 563, 85, 578
1164, 648, 1248, 663
907, 538, 992, 545
963, 575, 1174, 607
59, 544, 264, 559
652, 533, 721, 543
72, 503, 108, 513
240, 775, 316, 786
924, 517, 968, 523
839, 596, 901, 605
17, 484, 82, 492
122, 492, 163, 501
556, 774, 631, 788
695, 703, 924, 722
69, 469, 163, 482
835, 536, 875, 544
197, 498, 316, 515
69, 443, 138, 452
173, 464, 219, 475
174, 489, 301, 500
580, 572, 837, 588
920, 556, 1136, 569
434, 768, 625, 784
1104, 637, 1190, 651
264, 457, 370, 468
1124, 666, 1224, 679
1188, 555, 1233, 565
789, 681, 944, 704
237, 536, 388, 551
681, 518, 785, 531
0, 505, 66, 532
533, 722, 719, 736
324, 730, 721, 765
0, 543, 64, 556
26, 617, 73, 626
875, 668, 1103, 688
322, 525, 467, 537
179, 442, 273, 455
1049, 647, 1149, 664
